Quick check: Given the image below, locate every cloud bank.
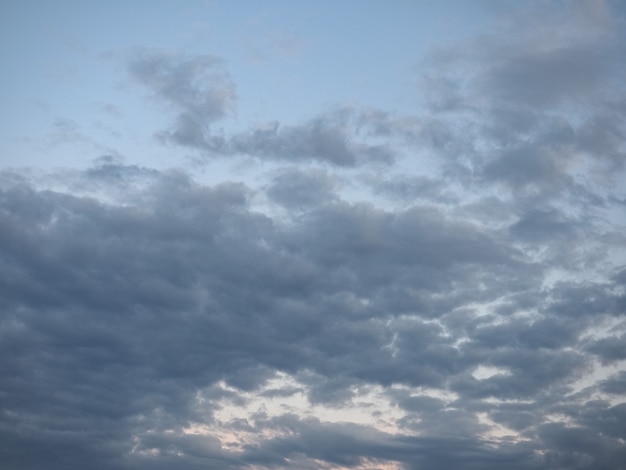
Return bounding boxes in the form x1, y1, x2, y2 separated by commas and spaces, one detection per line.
2, 2, 626, 469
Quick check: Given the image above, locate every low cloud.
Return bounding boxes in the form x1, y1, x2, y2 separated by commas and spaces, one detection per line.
2, 157, 625, 468
3, 1, 626, 469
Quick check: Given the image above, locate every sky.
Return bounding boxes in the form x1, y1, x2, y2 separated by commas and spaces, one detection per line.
1, 1, 626, 469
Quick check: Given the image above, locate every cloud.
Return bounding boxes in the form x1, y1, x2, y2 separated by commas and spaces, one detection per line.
3, 2, 626, 469
418, 0, 626, 196
128, 49, 235, 149
229, 113, 396, 167
128, 52, 402, 166
2, 155, 625, 468
266, 167, 338, 209
365, 173, 459, 205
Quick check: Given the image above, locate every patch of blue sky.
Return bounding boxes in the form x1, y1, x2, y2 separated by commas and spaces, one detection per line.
0, 1, 490, 171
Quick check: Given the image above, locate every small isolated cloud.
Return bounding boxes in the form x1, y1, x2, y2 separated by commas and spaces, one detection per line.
128, 49, 235, 149
128, 51, 402, 166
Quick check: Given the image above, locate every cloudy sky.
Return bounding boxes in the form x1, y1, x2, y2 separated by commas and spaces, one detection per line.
2, 1, 626, 469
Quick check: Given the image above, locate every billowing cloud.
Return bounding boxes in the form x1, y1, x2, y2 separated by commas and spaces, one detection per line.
2, 150, 625, 468
2, 1, 626, 470
418, 0, 626, 198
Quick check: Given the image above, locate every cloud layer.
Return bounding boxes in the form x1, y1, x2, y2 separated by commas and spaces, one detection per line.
2, 2, 626, 469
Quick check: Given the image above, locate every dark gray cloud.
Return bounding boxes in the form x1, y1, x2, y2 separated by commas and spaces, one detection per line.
2, 156, 625, 469
599, 371, 626, 395
585, 334, 626, 364
3, 2, 626, 470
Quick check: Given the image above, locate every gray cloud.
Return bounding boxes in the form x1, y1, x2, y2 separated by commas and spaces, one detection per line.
128, 49, 235, 149
128, 52, 401, 166
2, 157, 625, 468
266, 167, 338, 209
229, 113, 396, 167
418, 1, 626, 199
365, 173, 459, 205
3, 2, 626, 469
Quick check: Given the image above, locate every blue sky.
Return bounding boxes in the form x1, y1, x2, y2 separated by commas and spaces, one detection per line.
1, 2, 626, 470
1, 0, 486, 169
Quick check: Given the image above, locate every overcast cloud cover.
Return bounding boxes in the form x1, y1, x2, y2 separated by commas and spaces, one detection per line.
1, 1, 626, 469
